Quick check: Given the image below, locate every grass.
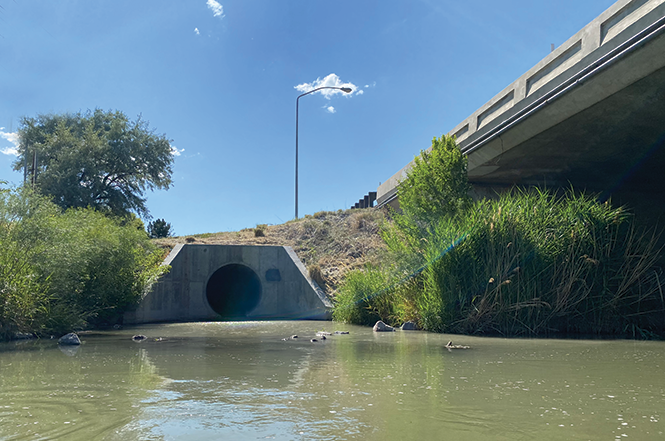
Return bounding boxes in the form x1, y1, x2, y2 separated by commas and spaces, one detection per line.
334, 189, 665, 337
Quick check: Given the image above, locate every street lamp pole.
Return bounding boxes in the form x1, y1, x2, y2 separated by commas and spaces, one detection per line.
295, 86, 352, 219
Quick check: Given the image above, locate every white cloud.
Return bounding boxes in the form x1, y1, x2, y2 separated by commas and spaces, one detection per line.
194, 27, 200, 35
170, 145, 185, 156
294, 73, 359, 100
207, 0, 224, 18
355, 89, 364, 95
325, 106, 336, 114
0, 127, 19, 156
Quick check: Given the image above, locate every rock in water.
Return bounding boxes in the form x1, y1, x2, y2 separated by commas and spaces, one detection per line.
373, 321, 395, 332
401, 321, 418, 331
445, 341, 471, 350
58, 333, 81, 346
132, 335, 148, 342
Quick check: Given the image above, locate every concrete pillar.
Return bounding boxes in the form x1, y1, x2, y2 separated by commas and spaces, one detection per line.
369, 192, 377, 207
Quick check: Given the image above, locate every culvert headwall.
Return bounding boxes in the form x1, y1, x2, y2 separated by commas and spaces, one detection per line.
124, 244, 332, 324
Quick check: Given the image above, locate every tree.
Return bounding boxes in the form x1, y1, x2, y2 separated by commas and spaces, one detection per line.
397, 134, 471, 223
147, 218, 174, 238
14, 109, 174, 218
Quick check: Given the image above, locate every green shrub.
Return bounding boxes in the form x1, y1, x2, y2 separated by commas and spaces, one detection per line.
0, 185, 168, 338
254, 224, 267, 237
37, 209, 168, 329
333, 267, 393, 326
336, 188, 665, 337
398, 134, 471, 224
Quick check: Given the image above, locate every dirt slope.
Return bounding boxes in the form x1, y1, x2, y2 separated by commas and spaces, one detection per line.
152, 208, 386, 297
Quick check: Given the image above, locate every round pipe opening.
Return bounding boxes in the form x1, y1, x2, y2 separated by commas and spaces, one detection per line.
206, 264, 262, 319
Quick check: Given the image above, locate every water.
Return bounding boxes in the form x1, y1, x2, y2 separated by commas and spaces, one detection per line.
1, 321, 664, 440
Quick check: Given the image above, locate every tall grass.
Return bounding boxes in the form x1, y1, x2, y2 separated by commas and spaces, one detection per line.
334, 189, 665, 337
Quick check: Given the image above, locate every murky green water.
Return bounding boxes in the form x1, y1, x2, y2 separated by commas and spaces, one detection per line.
1, 321, 664, 440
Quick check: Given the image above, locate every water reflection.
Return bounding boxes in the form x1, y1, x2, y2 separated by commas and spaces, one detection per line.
1, 322, 664, 440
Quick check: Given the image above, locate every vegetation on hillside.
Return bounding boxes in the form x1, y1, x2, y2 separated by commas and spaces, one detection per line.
333, 135, 665, 338
153, 208, 386, 295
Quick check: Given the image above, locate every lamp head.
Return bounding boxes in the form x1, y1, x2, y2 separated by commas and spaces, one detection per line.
340, 87, 353, 93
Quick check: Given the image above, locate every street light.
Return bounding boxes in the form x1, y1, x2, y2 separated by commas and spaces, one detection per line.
295, 86, 353, 219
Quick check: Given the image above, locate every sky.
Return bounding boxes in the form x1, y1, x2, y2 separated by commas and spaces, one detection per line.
0, 0, 618, 235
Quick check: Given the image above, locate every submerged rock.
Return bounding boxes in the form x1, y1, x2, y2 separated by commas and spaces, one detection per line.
59, 345, 80, 357
132, 335, 148, 342
445, 341, 471, 351
334, 331, 349, 335
373, 321, 395, 332
58, 333, 81, 346
401, 321, 418, 331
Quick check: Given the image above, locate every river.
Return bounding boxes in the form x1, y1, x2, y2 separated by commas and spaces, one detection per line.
0, 321, 663, 440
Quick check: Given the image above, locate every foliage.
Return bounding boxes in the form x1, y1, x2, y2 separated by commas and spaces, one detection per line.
397, 134, 471, 224
335, 189, 665, 337
148, 218, 174, 238
333, 267, 390, 325
0, 185, 168, 339
254, 224, 267, 237
14, 109, 174, 218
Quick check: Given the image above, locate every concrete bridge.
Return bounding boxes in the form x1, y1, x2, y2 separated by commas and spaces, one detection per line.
377, 0, 665, 220
124, 244, 332, 324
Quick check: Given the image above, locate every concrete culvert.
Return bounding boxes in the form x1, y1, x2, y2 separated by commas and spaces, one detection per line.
206, 264, 262, 319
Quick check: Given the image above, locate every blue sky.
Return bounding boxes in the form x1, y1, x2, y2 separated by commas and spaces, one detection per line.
0, 0, 616, 235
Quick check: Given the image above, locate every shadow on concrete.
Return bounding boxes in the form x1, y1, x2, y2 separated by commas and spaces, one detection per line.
206, 264, 262, 319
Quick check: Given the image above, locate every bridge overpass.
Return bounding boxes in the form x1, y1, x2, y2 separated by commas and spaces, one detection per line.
377, 0, 665, 219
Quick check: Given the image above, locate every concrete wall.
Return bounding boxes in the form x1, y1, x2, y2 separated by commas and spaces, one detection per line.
124, 244, 332, 324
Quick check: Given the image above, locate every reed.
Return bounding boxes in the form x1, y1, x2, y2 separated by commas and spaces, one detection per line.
334, 189, 665, 337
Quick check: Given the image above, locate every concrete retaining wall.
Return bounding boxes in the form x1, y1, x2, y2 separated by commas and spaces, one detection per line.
124, 244, 332, 324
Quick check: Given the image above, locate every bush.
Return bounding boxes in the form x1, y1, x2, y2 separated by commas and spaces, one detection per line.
37, 209, 168, 329
254, 224, 267, 237
398, 134, 471, 224
333, 267, 392, 326
0, 185, 168, 338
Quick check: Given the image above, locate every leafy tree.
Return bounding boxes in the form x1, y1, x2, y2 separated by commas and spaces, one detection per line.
147, 218, 174, 238
397, 134, 471, 223
14, 109, 174, 218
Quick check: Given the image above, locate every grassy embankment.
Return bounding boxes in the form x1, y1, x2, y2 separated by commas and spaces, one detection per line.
334, 189, 665, 338
152, 208, 387, 296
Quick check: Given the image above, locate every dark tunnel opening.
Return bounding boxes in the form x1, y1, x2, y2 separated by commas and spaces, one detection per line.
206, 264, 262, 319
